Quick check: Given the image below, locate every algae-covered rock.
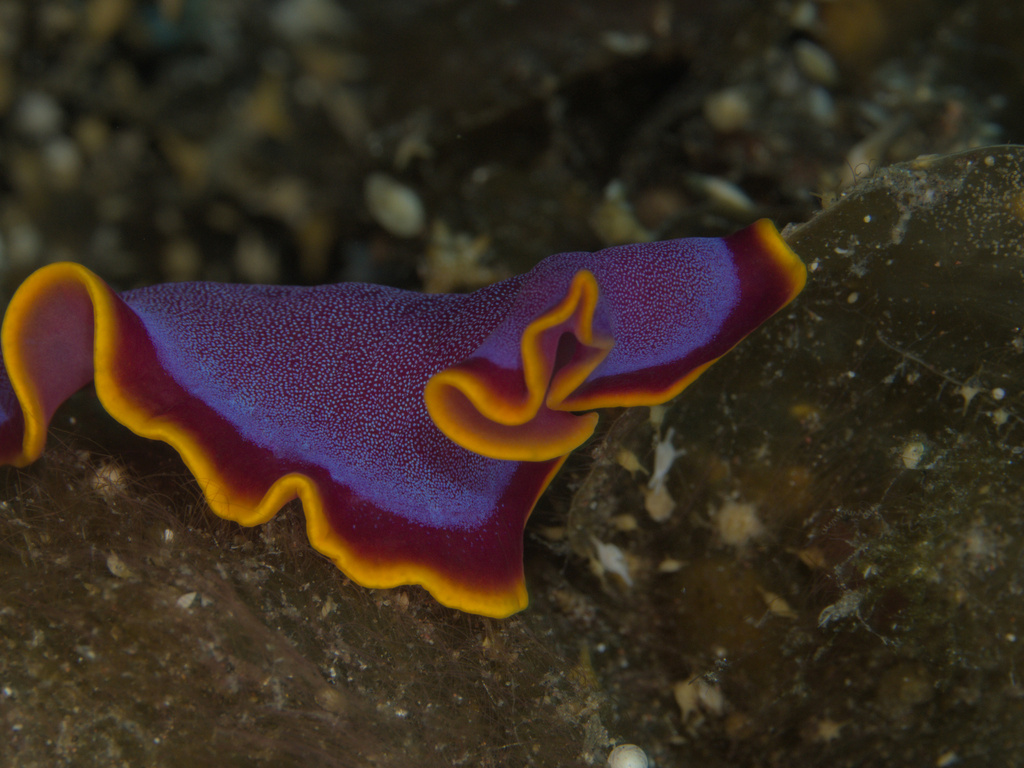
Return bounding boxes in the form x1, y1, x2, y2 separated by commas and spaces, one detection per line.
567, 146, 1024, 765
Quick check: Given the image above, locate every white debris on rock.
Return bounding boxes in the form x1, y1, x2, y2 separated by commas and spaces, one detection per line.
91, 462, 126, 498
674, 677, 727, 726
713, 499, 765, 547
644, 482, 675, 523
591, 536, 633, 587
901, 440, 926, 469
648, 428, 684, 490
818, 590, 864, 628
106, 552, 134, 579
616, 448, 645, 475
644, 427, 685, 522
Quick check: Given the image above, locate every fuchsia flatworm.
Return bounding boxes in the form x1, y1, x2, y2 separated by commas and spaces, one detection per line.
0, 219, 804, 616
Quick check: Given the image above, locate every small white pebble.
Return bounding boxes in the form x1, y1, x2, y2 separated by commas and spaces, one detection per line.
606, 744, 649, 768
15, 91, 64, 138
690, 174, 756, 217
794, 39, 839, 87
591, 179, 651, 246
704, 87, 752, 132
365, 172, 425, 238
176, 591, 197, 610
805, 85, 837, 127
601, 31, 651, 57
43, 136, 82, 188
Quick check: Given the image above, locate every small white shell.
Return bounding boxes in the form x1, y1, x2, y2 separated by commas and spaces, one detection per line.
365, 173, 426, 238
606, 744, 649, 768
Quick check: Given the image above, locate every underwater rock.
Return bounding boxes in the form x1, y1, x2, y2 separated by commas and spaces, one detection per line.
568, 145, 1024, 765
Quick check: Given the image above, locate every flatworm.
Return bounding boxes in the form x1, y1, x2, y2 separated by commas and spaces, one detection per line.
0, 219, 804, 617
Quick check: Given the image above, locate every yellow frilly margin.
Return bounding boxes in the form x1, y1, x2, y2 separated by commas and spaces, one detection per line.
1, 262, 537, 618
424, 269, 616, 462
